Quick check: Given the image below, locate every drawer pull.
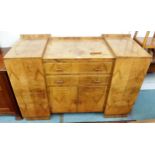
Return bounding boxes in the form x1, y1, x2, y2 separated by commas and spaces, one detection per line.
92, 80, 101, 83
90, 51, 102, 55
55, 80, 64, 84
55, 68, 63, 72
94, 68, 102, 72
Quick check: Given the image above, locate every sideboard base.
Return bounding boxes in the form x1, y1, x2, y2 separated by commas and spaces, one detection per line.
25, 116, 50, 120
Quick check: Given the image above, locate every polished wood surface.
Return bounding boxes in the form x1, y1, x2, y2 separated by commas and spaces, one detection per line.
20, 34, 51, 40
103, 35, 151, 57
43, 37, 114, 115
78, 86, 107, 112
4, 58, 50, 119
43, 37, 114, 59
46, 75, 78, 86
48, 86, 77, 113
0, 72, 19, 115
103, 34, 151, 115
104, 58, 151, 115
0, 48, 21, 118
46, 75, 110, 86
44, 61, 114, 74
4, 34, 151, 119
4, 39, 48, 58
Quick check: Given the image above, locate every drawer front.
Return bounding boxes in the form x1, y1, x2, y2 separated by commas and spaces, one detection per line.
44, 61, 114, 74
46, 75, 111, 86
46, 75, 78, 86
44, 62, 76, 74
79, 75, 111, 86
78, 61, 113, 73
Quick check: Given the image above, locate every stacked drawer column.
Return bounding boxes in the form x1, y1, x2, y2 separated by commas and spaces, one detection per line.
43, 59, 114, 113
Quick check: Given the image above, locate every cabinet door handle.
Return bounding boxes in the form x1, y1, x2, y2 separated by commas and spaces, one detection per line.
55, 80, 64, 84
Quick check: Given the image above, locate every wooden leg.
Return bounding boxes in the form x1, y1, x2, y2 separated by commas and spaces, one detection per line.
104, 113, 129, 118
15, 115, 23, 120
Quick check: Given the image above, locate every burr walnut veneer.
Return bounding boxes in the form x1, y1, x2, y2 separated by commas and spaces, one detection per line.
4, 34, 151, 120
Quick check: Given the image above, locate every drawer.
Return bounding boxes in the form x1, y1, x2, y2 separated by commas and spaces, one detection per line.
44, 61, 114, 74
44, 62, 76, 74
46, 75, 111, 86
79, 75, 111, 86
46, 75, 78, 86
78, 62, 113, 73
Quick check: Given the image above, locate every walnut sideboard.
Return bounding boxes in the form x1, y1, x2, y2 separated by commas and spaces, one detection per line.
4, 34, 152, 120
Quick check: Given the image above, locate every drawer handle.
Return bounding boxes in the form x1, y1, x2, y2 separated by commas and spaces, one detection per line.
92, 80, 101, 83
55, 80, 64, 84
94, 68, 102, 72
90, 52, 102, 55
55, 68, 63, 72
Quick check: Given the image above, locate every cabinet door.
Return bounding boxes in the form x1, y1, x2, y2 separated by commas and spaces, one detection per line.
48, 87, 77, 113
78, 86, 107, 112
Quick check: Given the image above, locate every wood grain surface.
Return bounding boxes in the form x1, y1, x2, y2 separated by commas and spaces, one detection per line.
103, 35, 151, 57
0, 48, 21, 118
43, 37, 114, 59
20, 34, 51, 40
4, 39, 48, 58
104, 58, 151, 115
44, 61, 114, 74
78, 86, 108, 112
4, 58, 50, 119
4, 34, 152, 119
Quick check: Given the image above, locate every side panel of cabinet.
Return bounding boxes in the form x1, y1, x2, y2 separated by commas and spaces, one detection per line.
47, 86, 77, 113
104, 58, 151, 116
78, 86, 107, 112
4, 59, 50, 119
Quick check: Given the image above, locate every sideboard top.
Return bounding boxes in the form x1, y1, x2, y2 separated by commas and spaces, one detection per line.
4, 34, 151, 59
43, 37, 114, 59
103, 35, 152, 58
4, 39, 48, 58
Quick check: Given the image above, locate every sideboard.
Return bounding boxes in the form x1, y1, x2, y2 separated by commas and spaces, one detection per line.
4, 34, 152, 120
